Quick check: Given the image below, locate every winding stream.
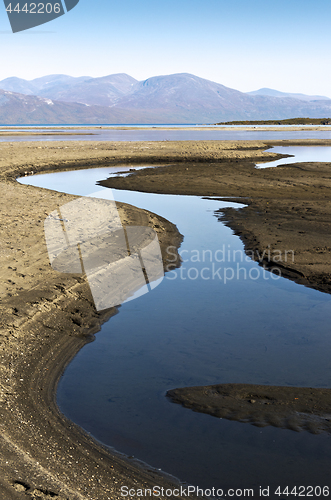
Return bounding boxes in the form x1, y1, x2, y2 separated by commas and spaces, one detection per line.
19, 147, 331, 494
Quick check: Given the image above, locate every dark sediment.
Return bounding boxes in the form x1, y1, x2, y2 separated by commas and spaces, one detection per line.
100, 139, 331, 295
167, 384, 331, 435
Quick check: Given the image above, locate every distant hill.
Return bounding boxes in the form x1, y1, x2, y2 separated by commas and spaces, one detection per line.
217, 118, 331, 125
0, 74, 138, 107
0, 89, 163, 124
35, 74, 138, 107
247, 88, 331, 102
1, 73, 331, 124
0, 75, 90, 96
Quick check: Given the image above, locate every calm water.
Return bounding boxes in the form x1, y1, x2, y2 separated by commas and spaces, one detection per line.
257, 146, 331, 168
4, 126, 331, 142
19, 147, 331, 495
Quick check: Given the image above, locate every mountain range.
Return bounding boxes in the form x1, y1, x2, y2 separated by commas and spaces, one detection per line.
247, 88, 330, 101
0, 73, 330, 124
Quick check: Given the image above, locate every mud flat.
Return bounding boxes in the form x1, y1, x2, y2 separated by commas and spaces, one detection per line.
0, 141, 184, 499
100, 138, 331, 294
1, 139, 331, 498
167, 384, 331, 435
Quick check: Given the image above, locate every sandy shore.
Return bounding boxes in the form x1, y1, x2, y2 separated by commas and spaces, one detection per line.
1, 139, 331, 498
0, 141, 185, 499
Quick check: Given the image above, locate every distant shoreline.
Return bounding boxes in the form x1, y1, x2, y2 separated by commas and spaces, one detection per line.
216, 117, 331, 125
1, 124, 331, 135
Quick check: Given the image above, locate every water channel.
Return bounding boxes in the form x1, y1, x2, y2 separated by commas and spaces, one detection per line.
19, 146, 331, 495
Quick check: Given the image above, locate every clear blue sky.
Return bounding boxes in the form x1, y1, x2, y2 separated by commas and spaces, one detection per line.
1, 0, 330, 96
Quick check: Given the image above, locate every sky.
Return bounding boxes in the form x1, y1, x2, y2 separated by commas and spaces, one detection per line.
0, 0, 331, 96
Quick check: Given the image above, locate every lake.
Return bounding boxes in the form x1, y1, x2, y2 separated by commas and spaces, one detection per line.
4, 125, 331, 143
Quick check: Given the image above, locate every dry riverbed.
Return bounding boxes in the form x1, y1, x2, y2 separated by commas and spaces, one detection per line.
0, 139, 331, 499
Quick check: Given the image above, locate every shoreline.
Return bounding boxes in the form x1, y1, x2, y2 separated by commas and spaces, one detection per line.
1, 139, 331, 498
1, 125, 331, 135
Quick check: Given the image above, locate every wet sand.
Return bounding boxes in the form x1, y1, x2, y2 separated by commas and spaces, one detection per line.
1, 139, 331, 498
0, 141, 184, 499
167, 384, 331, 435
